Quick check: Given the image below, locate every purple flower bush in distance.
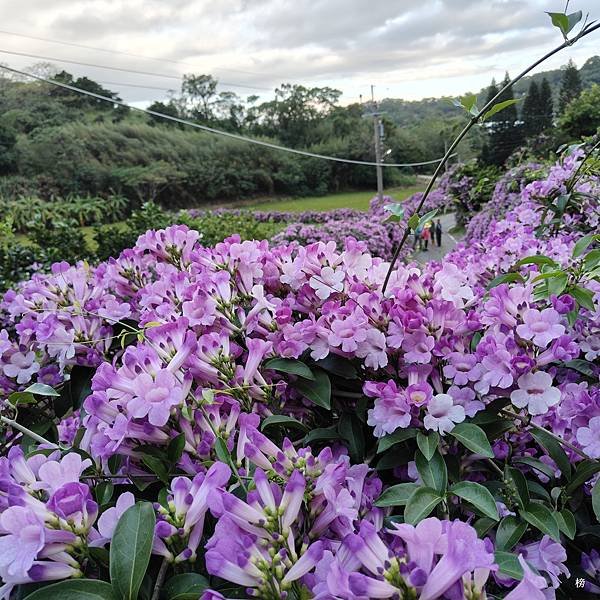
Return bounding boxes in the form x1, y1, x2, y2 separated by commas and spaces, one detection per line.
0, 148, 598, 599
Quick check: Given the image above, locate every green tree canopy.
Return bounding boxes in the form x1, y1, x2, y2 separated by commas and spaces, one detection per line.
558, 83, 600, 138
558, 59, 583, 114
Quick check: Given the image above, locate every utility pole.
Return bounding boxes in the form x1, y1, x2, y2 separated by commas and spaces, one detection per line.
369, 85, 384, 201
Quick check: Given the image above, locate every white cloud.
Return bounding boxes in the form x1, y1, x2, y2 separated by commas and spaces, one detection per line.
0, 0, 597, 102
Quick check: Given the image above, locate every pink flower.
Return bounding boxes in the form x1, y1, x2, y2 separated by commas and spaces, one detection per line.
402, 331, 435, 364
364, 380, 412, 438
423, 394, 465, 435
576, 417, 600, 458
510, 371, 561, 416
129, 368, 184, 426
309, 266, 345, 300
517, 308, 565, 348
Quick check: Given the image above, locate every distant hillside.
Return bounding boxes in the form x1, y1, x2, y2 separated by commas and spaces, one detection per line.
381, 56, 600, 127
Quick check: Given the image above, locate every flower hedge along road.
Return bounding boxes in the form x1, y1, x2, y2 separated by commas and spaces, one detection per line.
0, 150, 599, 599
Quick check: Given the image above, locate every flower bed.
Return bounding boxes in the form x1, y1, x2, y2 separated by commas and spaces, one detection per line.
0, 152, 599, 599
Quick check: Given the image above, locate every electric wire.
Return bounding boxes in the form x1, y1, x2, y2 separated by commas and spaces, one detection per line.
0, 48, 272, 92
0, 63, 455, 168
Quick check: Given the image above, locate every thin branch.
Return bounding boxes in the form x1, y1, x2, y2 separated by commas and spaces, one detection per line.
382, 20, 600, 293
0, 415, 59, 448
150, 557, 170, 600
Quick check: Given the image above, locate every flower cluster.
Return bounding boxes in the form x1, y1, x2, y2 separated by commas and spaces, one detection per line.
0, 152, 598, 599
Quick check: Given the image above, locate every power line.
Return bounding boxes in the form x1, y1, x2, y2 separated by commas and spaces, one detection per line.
0, 62, 454, 168
0, 29, 299, 84
0, 48, 272, 92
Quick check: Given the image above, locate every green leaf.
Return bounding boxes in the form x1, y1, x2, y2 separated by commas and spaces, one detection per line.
339, 412, 366, 463
375, 483, 419, 507
407, 213, 419, 230
109, 502, 156, 600
313, 354, 358, 379
505, 466, 530, 509
294, 368, 331, 409
141, 455, 169, 484
487, 272, 524, 289
96, 481, 114, 506
261, 415, 309, 433
450, 481, 499, 520
24, 383, 60, 397
546, 11, 570, 35
570, 286, 596, 312
23, 580, 117, 600
474, 517, 496, 537
515, 255, 558, 268
530, 429, 571, 480
415, 449, 447, 493
592, 480, 600, 523
584, 249, 600, 271
303, 425, 341, 445
567, 460, 600, 494
167, 433, 186, 463
383, 203, 405, 222
495, 551, 523, 580
547, 273, 568, 297
8, 391, 35, 406
163, 573, 210, 600
520, 503, 560, 541
404, 487, 443, 525
563, 358, 595, 378
264, 358, 314, 380
377, 428, 417, 453
496, 516, 527, 551
483, 99, 520, 121
416, 431, 439, 461
512, 456, 556, 480
450, 423, 494, 458
556, 509, 576, 539
566, 10, 583, 34
572, 233, 597, 258
214, 437, 232, 465
418, 209, 439, 230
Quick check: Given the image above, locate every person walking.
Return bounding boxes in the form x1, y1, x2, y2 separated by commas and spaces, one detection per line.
435, 219, 443, 248
421, 224, 431, 251
414, 225, 423, 250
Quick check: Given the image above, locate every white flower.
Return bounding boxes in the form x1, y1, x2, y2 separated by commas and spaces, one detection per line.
423, 393, 465, 435
433, 263, 474, 307
309, 266, 345, 300
510, 371, 561, 416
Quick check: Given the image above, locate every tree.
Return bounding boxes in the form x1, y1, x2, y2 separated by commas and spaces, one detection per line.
480, 74, 523, 165
558, 59, 583, 113
180, 74, 219, 122
0, 121, 16, 175
521, 80, 541, 138
559, 83, 600, 138
147, 101, 181, 127
538, 78, 554, 130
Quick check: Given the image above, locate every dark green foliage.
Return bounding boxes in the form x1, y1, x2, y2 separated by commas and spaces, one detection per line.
0, 121, 16, 175
538, 78, 554, 130
522, 81, 541, 138
558, 59, 583, 113
558, 83, 600, 138
480, 74, 524, 166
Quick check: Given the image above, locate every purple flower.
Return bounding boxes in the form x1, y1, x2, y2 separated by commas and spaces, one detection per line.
92, 492, 135, 547
364, 380, 412, 438
423, 394, 465, 435
47, 482, 98, 530
402, 331, 435, 364
576, 416, 600, 458
517, 308, 565, 348
511, 371, 561, 416
309, 266, 345, 299
520, 535, 569, 588
0, 506, 46, 577
128, 368, 184, 426
504, 555, 550, 599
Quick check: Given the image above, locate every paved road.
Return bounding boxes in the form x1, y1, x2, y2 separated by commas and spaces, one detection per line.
409, 212, 462, 264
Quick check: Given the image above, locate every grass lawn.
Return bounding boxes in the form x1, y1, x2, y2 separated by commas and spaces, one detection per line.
248, 185, 424, 212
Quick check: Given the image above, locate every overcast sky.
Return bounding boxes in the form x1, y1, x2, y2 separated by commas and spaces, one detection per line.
0, 0, 598, 105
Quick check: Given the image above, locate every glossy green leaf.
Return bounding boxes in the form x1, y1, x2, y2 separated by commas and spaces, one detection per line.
8, 391, 35, 406
302, 425, 341, 444
261, 415, 309, 433
404, 487, 443, 525
483, 99, 520, 121
520, 503, 560, 541
570, 286, 596, 312
450, 423, 494, 458
24, 383, 60, 397
167, 433, 186, 463
416, 431, 439, 461
512, 456, 556, 479
415, 449, 447, 493
505, 466, 530, 509
407, 213, 419, 230
294, 368, 331, 409
450, 481, 499, 520
23, 580, 117, 600
264, 358, 314, 380
572, 233, 597, 258
495, 551, 523, 580
592, 480, 600, 523
109, 502, 156, 600
141, 455, 169, 484
313, 354, 358, 379
487, 272, 524, 289
377, 428, 417, 453
556, 509, 576, 539
546, 11, 570, 34
163, 573, 210, 600
530, 429, 571, 480
339, 412, 366, 463
375, 483, 419, 507
95, 481, 114, 506
496, 516, 527, 551
418, 209, 439, 229
515, 255, 558, 268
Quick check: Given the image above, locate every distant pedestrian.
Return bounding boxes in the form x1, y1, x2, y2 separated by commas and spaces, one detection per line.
421, 224, 430, 251
414, 225, 423, 250
435, 219, 442, 247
